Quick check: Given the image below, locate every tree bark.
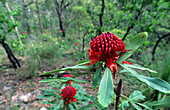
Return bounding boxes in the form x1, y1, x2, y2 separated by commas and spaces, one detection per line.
35, 0, 43, 33
53, 0, 65, 37
98, 0, 105, 35
0, 36, 21, 69
5, 2, 23, 46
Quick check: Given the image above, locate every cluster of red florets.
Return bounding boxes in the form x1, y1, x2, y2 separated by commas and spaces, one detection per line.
61, 74, 77, 104
61, 86, 77, 104
87, 32, 131, 77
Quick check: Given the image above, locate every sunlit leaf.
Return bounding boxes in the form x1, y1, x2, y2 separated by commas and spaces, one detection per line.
129, 90, 145, 102
98, 67, 114, 107
124, 64, 157, 73
40, 65, 90, 75
39, 77, 90, 83
117, 32, 148, 63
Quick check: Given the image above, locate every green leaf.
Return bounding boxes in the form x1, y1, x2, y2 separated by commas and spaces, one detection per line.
124, 64, 157, 73
92, 65, 102, 89
131, 74, 170, 94
40, 65, 90, 75
117, 32, 148, 63
97, 67, 114, 107
119, 100, 129, 110
77, 60, 91, 65
129, 101, 142, 110
148, 96, 170, 107
79, 104, 96, 110
119, 63, 138, 74
129, 90, 145, 102
136, 103, 153, 110
85, 95, 104, 110
39, 77, 90, 83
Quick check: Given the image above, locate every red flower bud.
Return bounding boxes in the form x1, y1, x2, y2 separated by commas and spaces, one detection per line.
63, 74, 72, 85
61, 30, 63, 32
75, 43, 78, 46
61, 86, 77, 104
23, 32, 26, 35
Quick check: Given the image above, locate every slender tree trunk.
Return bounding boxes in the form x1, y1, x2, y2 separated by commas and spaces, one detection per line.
22, 0, 31, 33
35, 0, 43, 33
5, 2, 23, 46
53, 0, 65, 37
98, 0, 105, 35
0, 37, 21, 69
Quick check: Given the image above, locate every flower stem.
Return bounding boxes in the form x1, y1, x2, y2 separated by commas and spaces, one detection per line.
115, 79, 122, 110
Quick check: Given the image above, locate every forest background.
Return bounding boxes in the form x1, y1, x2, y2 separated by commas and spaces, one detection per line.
0, 0, 169, 110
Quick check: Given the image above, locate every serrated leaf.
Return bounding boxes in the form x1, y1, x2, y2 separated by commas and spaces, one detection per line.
131, 74, 170, 94
93, 65, 102, 89
129, 90, 145, 102
98, 67, 114, 107
117, 32, 148, 63
124, 64, 157, 73
148, 96, 170, 107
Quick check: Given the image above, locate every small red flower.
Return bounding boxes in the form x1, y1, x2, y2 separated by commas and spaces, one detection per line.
122, 61, 133, 65
23, 32, 26, 35
58, 37, 61, 40
61, 30, 63, 32
63, 74, 72, 85
75, 43, 78, 46
61, 86, 77, 104
87, 32, 131, 78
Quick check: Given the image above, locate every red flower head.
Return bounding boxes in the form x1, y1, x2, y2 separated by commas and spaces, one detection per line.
63, 74, 72, 85
23, 32, 26, 35
61, 30, 63, 32
75, 43, 78, 46
58, 37, 61, 40
61, 86, 77, 104
87, 32, 131, 78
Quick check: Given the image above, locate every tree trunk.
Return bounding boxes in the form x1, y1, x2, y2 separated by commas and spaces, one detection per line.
0, 36, 21, 69
98, 0, 105, 35
5, 2, 23, 46
35, 0, 43, 34
22, 0, 31, 33
53, 0, 65, 37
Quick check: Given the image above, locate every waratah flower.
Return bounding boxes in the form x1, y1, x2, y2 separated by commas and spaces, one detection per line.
63, 74, 72, 85
61, 86, 77, 104
87, 32, 131, 77
75, 43, 78, 46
